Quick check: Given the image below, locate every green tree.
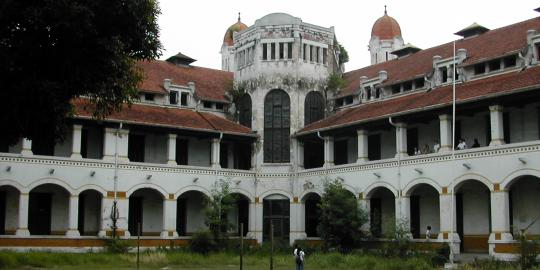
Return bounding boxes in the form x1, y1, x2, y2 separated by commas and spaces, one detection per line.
0, 0, 162, 145
318, 179, 368, 251
204, 179, 234, 246
336, 42, 349, 65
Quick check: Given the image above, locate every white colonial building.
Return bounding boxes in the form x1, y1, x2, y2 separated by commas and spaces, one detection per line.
1, 9, 540, 258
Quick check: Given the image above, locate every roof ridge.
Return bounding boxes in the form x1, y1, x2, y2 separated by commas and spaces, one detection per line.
196, 111, 219, 131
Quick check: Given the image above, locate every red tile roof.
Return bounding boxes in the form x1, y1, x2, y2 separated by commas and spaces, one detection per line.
299, 65, 540, 135
73, 99, 254, 136
137, 60, 233, 102
340, 17, 540, 98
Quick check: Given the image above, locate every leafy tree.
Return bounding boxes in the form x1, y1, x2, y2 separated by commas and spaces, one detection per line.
0, 0, 162, 145
318, 179, 368, 251
336, 42, 349, 65
204, 179, 234, 246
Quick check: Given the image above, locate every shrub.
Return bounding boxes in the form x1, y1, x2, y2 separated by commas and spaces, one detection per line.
518, 231, 538, 270
104, 239, 134, 253
430, 243, 450, 266
190, 230, 217, 255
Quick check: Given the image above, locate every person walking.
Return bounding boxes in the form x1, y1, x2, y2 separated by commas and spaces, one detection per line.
293, 245, 305, 270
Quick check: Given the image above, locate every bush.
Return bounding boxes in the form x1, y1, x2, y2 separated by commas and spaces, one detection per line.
104, 239, 134, 253
518, 232, 538, 270
431, 243, 450, 266
190, 230, 217, 255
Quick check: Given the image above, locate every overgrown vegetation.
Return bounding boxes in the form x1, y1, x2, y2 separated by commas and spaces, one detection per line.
336, 42, 349, 65
326, 73, 347, 93
318, 179, 369, 251
518, 230, 539, 270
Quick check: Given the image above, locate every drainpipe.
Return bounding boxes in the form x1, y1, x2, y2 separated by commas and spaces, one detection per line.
388, 117, 403, 220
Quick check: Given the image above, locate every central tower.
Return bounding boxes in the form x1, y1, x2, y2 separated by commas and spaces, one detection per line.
368, 7, 404, 64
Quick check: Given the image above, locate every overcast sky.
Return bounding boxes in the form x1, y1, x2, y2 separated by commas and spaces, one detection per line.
157, 0, 539, 72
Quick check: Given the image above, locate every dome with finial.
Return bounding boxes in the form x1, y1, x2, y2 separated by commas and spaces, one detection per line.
223, 13, 248, 46
371, 6, 402, 40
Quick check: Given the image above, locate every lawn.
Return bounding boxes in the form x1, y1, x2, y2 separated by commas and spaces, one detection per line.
0, 251, 437, 270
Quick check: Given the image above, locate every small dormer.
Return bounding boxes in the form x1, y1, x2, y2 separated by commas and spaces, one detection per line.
166, 52, 196, 66
455, 23, 490, 39
391, 43, 421, 58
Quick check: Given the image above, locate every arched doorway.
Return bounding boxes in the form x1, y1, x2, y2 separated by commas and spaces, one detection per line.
28, 184, 70, 235
407, 184, 440, 239
225, 193, 250, 236
0, 185, 20, 235
368, 187, 395, 238
303, 193, 321, 237
507, 176, 540, 236
455, 180, 491, 252
78, 189, 102, 236
304, 91, 325, 126
177, 191, 207, 236
128, 188, 164, 236
264, 89, 290, 163
263, 194, 290, 241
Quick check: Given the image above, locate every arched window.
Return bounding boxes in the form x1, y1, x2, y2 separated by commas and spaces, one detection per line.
304, 91, 325, 125
238, 94, 252, 128
264, 89, 290, 163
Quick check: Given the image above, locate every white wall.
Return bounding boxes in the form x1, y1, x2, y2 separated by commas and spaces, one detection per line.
461, 182, 490, 235
82, 192, 101, 234
380, 129, 396, 159
415, 186, 440, 236
31, 185, 69, 234
508, 104, 539, 143
3, 187, 19, 233
142, 191, 163, 233
144, 133, 167, 164
183, 192, 206, 234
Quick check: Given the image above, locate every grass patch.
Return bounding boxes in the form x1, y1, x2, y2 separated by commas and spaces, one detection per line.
0, 251, 439, 270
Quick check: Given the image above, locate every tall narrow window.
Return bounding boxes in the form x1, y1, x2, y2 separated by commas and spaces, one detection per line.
271, 43, 276, 60
279, 43, 284, 59
180, 92, 188, 106
263, 43, 268, 60
303, 44, 307, 60
322, 48, 327, 64
128, 134, 145, 162
287, 42, 293, 59
304, 91, 325, 125
169, 91, 178, 105
441, 67, 448, 83
310, 45, 314, 62
264, 89, 290, 163
238, 94, 252, 128
176, 138, 188, 165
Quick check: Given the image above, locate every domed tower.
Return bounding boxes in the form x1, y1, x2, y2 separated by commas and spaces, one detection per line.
368, 6, 404, 65
221, 13, 248, 71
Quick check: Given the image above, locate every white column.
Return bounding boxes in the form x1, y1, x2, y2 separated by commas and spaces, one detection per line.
489, 190, 513, 241
247, 200, 263, 243
274, 42, 279, 60
117, 197, 130, 238
284, 43, 289, 59
71, 125, 83, 158
357, 129, 368, 162
289, 199, 306, 245
103, 128, 129, 162
439, 114, 452, 152
211, 138, 221, 168
66, 195, 80, 237
323, 136, 334, 167
98, 196, 110, 237
305, 44, 311, 62
396, 196, 411, 235
359, 197, 370, 232
167, 134, 177, 165
15, 193, 30, 236
296, 140, 304, 169
489, 105, 505, 146
161, 197, 178, 238
21, 138, 33, 156
395, 123, 408, 157
438, 193, 461, 254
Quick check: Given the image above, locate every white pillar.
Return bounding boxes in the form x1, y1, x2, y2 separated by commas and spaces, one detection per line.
395, 123, 408, 157
359, 197, 370, 232
396, 196, 411, 236
305, 44, 311, 62
247, 200, 263, 243
439, 114, 452, 152
21, 138, 33, 156
117, 197, 130, 238
284, 43, 289, 59
15, 193, 30, 236
167, 134, 177, 165
289, 199, 306, 245
66, 195, 80, 237
71, 124, 83, 158
98, 196, 110, 237
161, 197, 178, 238
274, 42, 279, 60
438, 193, 461, 254
211, 138, 221, 168
103, 128, 129, 162
489, 105, 505, 146
296, 140, 304, 169
323, 136, 334, 167
357, 129, 369, 162
489, 190, 513, 242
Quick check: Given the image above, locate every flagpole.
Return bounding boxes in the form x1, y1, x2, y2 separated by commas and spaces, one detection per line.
450, 39, 457, 265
